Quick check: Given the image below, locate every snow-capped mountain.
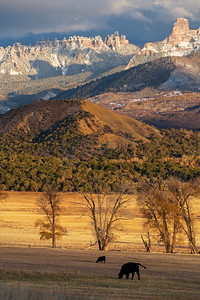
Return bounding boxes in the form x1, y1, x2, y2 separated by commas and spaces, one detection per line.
127, 18, 200, 69
0, 32, 138, 79
0, 18, 199, 80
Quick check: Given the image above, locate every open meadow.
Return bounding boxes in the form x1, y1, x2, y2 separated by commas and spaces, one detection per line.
0, 191, 200, 252
0, 247, 200, 299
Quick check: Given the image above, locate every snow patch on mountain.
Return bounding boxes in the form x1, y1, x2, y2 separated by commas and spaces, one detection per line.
0, 32, 139, 79
43, 91, 57, 100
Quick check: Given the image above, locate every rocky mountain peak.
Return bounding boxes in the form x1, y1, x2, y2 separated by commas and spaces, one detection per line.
104, 32, 129, 50
31, 32, 130, 51
168, 17, 198, 45
127, 18, 200, 69
0, 33, 138, 78
171, 18, 189, 34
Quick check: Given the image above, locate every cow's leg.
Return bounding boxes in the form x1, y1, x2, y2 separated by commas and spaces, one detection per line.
126, 273, 129, 279
136, 269, 140, 280
131, 272, 135, 280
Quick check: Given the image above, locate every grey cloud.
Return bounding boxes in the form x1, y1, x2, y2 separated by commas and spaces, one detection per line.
0, 0, 199, 38
152, 0, 200, 20
0, 0, 109, 37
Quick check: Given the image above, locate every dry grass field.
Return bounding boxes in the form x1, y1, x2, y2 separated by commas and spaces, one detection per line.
0, 192, 200, 299
0, 247, 200, 299
0, 191, 200, 252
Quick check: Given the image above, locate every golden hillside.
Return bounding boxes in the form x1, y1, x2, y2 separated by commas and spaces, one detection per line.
80, 101, 160, 147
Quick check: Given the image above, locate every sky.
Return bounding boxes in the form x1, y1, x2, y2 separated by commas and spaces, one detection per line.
0, 0, 200, 47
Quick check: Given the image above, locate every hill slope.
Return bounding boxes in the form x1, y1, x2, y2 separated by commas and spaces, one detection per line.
0, 99, 160, 159
53, 53, 200, 101
0, 99, 199, 192
86, 90, 200, 130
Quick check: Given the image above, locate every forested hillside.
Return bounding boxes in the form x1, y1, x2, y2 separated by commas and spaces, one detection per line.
0, 99, 199, 191
53, 57, 176, 100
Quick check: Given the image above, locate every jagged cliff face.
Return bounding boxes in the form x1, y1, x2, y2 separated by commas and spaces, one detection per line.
127, 18, 200, 68
1, 19, 199, 79
0, 32, 138, 78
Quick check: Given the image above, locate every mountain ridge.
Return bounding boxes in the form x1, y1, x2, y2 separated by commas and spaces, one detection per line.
0, 32, 138, 79
52, 54, 200, 100
0, 18, 199, 81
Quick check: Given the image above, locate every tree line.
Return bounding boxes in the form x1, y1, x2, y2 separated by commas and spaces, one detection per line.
0, 151, 199, 192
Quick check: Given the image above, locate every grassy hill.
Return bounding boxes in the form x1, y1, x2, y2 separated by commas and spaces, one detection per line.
0, 99, 160, 158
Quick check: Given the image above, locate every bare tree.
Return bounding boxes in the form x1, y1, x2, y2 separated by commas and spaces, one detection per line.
137, 177, 200, 253
167, 177, 200, 254
35, 186, 67, 248
80, 184, 130, 251
137, 179, 180, 253
141, 232, 151, 252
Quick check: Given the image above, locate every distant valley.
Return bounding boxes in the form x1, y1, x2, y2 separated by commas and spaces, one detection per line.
87, 90, 200, 130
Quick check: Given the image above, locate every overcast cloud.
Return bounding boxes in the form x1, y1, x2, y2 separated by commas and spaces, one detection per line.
0, 0, 200, 45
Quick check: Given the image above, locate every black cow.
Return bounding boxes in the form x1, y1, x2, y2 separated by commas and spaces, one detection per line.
96, 255, 106, 263
118, 262, 146, 280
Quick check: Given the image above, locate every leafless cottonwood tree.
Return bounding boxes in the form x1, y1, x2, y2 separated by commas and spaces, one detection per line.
80, 184, 131, 251
137, 177, 200, 253
35, 187, 67, 248
167, 177, 200, 254
137, 179, 181, 253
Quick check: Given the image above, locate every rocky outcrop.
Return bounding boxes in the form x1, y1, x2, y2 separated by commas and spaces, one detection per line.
104, 32, 129, 50
127, 18, 200, 69
0, 33, 138, 78
2, 18, 198, 79
62, 32, 129, 50
167, 18, 200, 46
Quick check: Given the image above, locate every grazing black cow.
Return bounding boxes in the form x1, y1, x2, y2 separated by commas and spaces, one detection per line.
96, 255, 106, 263
118, 262, 146, 280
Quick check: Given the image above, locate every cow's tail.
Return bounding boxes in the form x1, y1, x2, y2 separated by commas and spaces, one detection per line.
138, 263, 146, 269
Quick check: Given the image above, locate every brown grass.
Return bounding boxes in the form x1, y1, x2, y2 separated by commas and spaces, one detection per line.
0, 247, 200, 299
82, 101, 160, 139
86, 91, 200, 129
0, 192, 200, 252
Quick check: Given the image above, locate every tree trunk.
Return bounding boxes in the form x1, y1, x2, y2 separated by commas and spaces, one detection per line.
183, 202, 197, 254
171, 221, 179, 253
98, 239, 102, 250
101, 238, 108, 251
164, 242, 171, 253
163, 213, 171, 253
52, 221, 56, 248
52, 231, 56, 248
141, 233, 151, 252
188, 226, 196, 254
